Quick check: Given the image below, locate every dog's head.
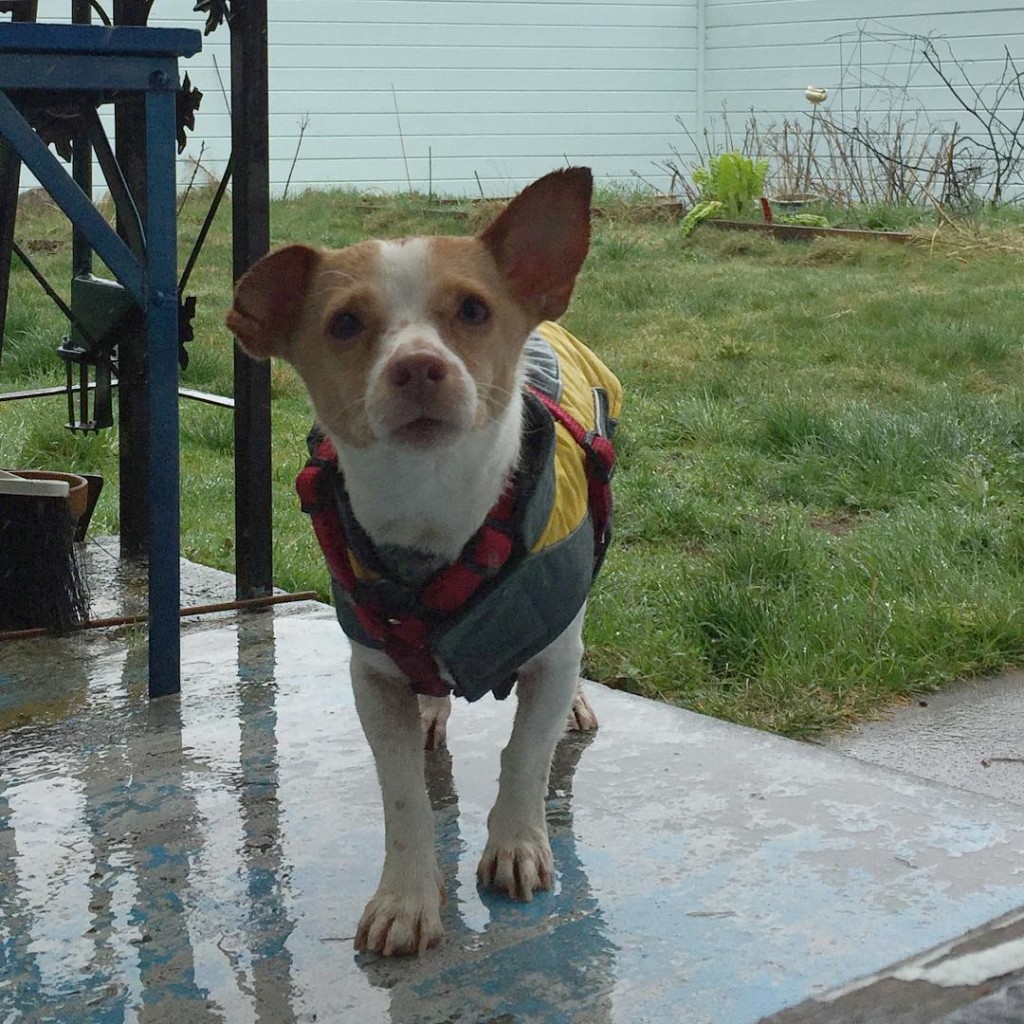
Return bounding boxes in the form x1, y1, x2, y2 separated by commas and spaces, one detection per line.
225, 168, 592, 451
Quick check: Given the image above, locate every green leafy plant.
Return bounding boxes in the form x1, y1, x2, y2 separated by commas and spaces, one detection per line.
692, 151, 769, 218
680, 199, 724, 237
777, 213, 831, 228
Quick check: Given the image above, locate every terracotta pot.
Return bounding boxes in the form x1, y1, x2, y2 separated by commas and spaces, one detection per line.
12, 470, 90, 523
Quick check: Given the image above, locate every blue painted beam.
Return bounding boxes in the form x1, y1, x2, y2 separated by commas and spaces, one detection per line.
0, 52, 181, 92
144, 86, 182, 699
0, 22, 201, 58
0, 91, 144, 304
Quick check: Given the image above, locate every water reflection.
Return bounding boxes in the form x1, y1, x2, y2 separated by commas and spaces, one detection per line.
124, 656, 218, 1024
0, 614, 298, 1022
0, 637, 219, 1020
359, 727, 617, 1024
0, 749, 53, 1011
235, 614, 297, 1024
1, 641, 118, 1012
1, 613, 615, 1023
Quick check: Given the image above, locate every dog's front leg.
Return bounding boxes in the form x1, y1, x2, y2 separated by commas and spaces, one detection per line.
350, 646, 445, 955
477, 608, 585, 901
418, 693, 452, 750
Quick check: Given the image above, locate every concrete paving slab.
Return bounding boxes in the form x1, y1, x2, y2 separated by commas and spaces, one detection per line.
759, 908, 1024, 1024
83, 536, 266, 620
3, 577, 1024, 1024
824, 673, 1024, 806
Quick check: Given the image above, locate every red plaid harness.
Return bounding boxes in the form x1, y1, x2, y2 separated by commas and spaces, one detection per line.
295, 386, 615, 698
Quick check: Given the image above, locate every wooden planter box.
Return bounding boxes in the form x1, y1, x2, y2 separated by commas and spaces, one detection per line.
708, 219, 912, 243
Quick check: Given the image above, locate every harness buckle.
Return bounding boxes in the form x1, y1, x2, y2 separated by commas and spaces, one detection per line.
582, 430, 616, 483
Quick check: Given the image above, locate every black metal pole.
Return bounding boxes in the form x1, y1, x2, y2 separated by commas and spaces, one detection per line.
230, 0, 273, 600
71, 0, 92, 280
113, 0, 152, 559
0, 0, 38, 363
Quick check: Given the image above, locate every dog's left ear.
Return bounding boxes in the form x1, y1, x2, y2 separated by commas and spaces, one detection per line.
226, 244, 318, 359
480, 167, 592, 321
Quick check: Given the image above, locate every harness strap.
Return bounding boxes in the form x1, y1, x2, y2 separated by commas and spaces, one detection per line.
296, 435, 518, 697
526, 385, 616, 574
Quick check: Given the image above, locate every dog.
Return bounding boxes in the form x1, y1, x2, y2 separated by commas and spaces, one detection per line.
226, 168, 620, 956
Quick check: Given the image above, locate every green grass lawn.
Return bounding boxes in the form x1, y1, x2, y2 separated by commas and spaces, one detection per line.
4, 190, 1024, 737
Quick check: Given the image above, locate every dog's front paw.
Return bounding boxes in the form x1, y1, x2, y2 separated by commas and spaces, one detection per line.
477, 828, 553, 901
355, 881, 445, 956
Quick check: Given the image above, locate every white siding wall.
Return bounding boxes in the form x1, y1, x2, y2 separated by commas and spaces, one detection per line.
159, 0, 698, 197
12, 0, 1024, 197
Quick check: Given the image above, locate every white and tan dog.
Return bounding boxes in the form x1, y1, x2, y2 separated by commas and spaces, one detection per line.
226, 168, 618, 956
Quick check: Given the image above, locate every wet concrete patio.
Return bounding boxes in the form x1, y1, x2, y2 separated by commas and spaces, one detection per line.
2, 544, 1024, 1023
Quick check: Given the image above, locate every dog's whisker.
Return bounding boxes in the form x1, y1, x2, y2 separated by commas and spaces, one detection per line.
476, 381, 518, 402
308, 270, 359, 301
330, 394, 368, 420
316, 268, 357, 285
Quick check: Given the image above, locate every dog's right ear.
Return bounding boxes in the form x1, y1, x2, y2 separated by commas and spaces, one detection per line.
226, 244, 318, 359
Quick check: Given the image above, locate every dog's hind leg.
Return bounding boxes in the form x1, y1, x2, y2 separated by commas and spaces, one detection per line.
477, 607, 585, 901
418, 693, 452, 750
568, 682, 599, 732
351, 646, 445, 956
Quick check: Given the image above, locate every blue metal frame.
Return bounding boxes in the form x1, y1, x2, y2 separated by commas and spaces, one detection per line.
0, 22, 202, 698
1, 53, 185, 91
0, 92, 144, 300
0, 22, 201, 57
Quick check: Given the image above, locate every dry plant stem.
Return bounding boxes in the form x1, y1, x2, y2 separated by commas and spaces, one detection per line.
921, 40, 1024, 205
211, 52, 230, 115
177, 139, 206, 214
283, 114, 310, 201
664, 32, 1023, 210
391, 85, 412, 194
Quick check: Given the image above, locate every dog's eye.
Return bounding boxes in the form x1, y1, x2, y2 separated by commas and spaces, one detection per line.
327, 309, 363, 342
457, 295, 490, 327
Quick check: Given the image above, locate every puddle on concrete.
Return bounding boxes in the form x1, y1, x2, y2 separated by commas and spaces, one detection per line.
3, 589, 1024, 1023
0, 606, 620, 1023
